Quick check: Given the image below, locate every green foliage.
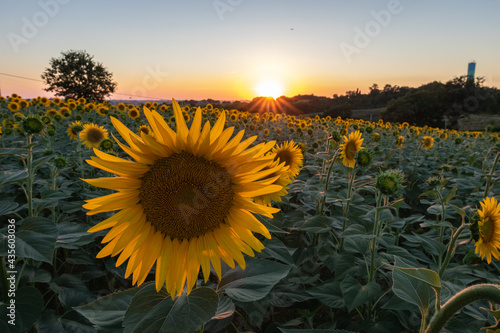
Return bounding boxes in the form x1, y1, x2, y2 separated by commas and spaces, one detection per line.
1, 97, 500, 332
41, 50, 117, 101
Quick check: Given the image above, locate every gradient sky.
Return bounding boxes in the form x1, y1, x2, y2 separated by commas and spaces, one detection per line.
1, 0, 499, 101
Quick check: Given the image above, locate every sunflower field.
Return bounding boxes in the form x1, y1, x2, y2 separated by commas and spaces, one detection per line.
1, 94, 500, 333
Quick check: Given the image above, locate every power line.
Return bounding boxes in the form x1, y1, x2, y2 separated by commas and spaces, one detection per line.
0, 72, 43, 82
0, 72, 167, 100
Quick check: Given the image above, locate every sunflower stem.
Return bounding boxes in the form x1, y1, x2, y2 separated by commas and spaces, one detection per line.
368, 192, 384, 283
77, 133, 85, 179
438, 219, 466, 278
26, 134, 35, 217
339, 165, 357, 252
425, 284, 500, 333
484, 151, 500, 197
316, 150, 338, 215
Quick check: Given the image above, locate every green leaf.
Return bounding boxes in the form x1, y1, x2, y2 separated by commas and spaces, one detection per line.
36, 310, 66, 333
217, 257, 291, 302
0, 217, 57, 263
0, 147, 28, 156
0, 169, 28, 188
340, 277, 382, 313
257, 238, 295, 265
279, 329, 357, 333
298, 215, 332, 233
74, 287, 139, 331
392, 265, 441, 291
307, 280, 344, 308
0, 201, 19, 216
450, 204, 466, 218
236, 298, 270, 328
204, 295, 235, 333
391, 260, 435, 317
37, 310, 95, 333
123, 284, 218, 333
49, 274, 94, 308
56, 222, 98, 249
419, 189, 437, 197
443, 187, 457, 204
0, 286, 44, 332
210, 294, 234, 320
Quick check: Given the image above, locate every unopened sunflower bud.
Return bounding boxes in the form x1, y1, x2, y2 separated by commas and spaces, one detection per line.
22, 117, 44, 134
356, 149, 372, 167
99, 138, 114, 151
376, 170, 404, 196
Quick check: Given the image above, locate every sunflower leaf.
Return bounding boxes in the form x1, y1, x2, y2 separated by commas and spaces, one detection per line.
74, 287, 139, 331
123, 283, 218, 333
217, 257, 291, 302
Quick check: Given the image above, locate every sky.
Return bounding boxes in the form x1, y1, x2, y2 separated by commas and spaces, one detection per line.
1, 0, 499, 101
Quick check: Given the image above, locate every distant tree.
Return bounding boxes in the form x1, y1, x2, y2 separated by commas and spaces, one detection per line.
41, 50, 117, 101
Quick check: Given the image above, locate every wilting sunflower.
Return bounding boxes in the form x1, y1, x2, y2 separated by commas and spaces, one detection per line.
475, 197, 500, 264
340, 130, 364, 168
83, 100, 286, 298
272, 140, 304, 179
422, 136, 434, 149
80, 123, 109, 148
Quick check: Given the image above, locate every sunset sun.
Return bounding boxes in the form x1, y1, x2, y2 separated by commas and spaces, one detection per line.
255, 80, 284, 99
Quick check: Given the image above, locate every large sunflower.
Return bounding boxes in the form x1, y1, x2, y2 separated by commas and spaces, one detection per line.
80, 123, 109, 149
83, 100, 285, 298
475, 196, 500, 264
339, 130, 364, 168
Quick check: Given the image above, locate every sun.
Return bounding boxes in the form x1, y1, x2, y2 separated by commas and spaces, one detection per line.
255, 81, 284, 99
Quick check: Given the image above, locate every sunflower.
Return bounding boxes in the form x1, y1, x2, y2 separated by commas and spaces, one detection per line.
252, 159, 291, 206
19, 99, 30, 108
67, 121, 83, 141
340, 130, 364, 168
137, 124, 154, 137
475, 197, 500, 264
422, 136, 434, 149
272, 140, 303, 179
117, 102, 127, 113
80, 123, 109, 148
59, 106, 71, 118
46, 108, 58, 116
396, 135, 404, 148
83, 100, 285, 298
128, 108, 140, 120
8, 102, 20, 112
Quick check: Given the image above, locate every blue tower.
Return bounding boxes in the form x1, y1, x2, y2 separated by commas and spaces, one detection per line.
467, 62, 476, 81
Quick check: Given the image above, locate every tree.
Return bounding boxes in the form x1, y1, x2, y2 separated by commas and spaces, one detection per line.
41, 50, 117, 101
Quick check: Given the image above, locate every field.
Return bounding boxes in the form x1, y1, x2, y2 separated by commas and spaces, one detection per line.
1, 95, 500, 333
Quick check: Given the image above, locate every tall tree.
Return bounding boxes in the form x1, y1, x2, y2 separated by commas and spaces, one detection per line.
41, 50, 117, 101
